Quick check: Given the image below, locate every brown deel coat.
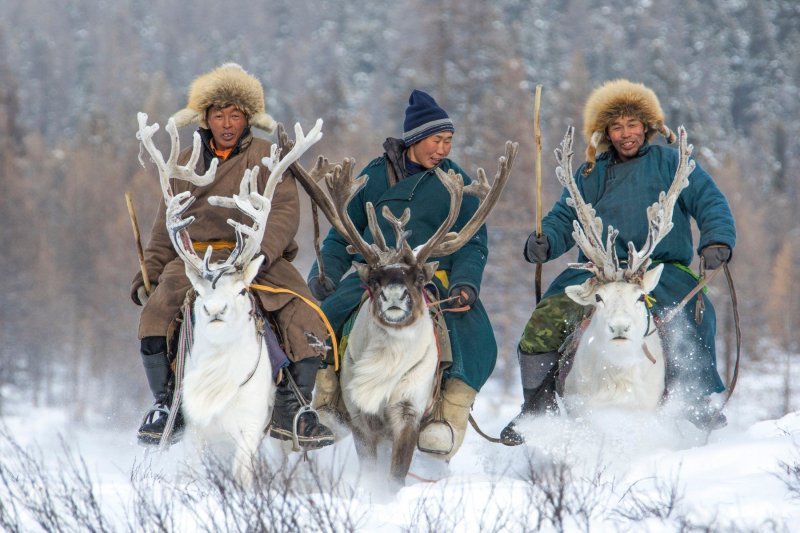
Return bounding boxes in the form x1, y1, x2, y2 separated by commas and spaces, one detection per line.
131, 132, 327, 361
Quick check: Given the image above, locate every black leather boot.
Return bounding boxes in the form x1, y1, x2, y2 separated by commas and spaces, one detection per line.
268, 357, 335, 450
500, 349, 559, 445
137, 337, 183, 446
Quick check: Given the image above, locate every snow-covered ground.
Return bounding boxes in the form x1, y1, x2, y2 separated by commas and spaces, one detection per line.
3, 365, 800, 532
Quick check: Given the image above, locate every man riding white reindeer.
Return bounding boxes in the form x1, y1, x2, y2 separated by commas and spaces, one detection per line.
130, 63, 334, 450
501, 79, 737, 444
306, 90, 501, 462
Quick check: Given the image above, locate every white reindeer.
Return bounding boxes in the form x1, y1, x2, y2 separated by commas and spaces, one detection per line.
136, 114, 322, 482
284, 131, 517, 487
554, 126, 693, 414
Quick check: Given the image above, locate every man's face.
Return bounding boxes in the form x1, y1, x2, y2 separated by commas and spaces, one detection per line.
206, 105, 248, 151
607, 116, 646, 161
407, 131, 453, 169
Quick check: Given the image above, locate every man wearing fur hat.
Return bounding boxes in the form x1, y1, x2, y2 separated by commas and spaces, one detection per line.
501, 79, 736, 443
131, 63, 334, 450
307, 89, 497, 462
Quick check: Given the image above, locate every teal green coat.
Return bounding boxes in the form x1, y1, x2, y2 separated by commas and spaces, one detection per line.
309, 155, 496, 391
541, 143, 736, 395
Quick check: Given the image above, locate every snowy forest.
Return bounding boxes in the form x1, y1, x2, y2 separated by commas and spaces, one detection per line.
1, 0, 796, 421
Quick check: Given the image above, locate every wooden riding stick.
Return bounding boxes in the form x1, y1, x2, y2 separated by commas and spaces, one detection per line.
311, 202, 327, 283
533, 84, 543, 303
125, 191, 152, 295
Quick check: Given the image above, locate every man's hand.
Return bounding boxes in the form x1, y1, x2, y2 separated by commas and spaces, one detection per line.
448, 284, 477, 307
133, 284, 154, 306
308, 276, 337, 301
524, 233, 549, 263
700, 245, 732, 270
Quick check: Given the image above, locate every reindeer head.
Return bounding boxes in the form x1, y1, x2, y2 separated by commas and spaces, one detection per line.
282, 128, 518, 331
555, 125, 693, 357
566, 263, 663, 356
136, 114, 323, 340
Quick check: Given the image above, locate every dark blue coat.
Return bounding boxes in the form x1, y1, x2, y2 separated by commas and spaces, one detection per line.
309, 154, 497, 392
542, 143, 736, 395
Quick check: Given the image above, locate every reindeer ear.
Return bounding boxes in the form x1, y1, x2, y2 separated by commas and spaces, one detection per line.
353, 261, 370, 283
243, 255, 265, 285
422, 261, 439, 282
641, 263, 664, 293
184, 264, 203, 287
565, 278, 595, 306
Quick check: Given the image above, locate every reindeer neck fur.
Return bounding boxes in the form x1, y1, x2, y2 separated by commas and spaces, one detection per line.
341, 302, 438, 415
182, 274, 267, 424
564, 274, 666, 412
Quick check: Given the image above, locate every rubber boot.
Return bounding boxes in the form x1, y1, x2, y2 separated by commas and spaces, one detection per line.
311, 363, 346, 421
499, 348, 559, 445
137, 336, 183, 446
418, 379, 477, 460
269, 357, 335, 450
686, 396, 727, 431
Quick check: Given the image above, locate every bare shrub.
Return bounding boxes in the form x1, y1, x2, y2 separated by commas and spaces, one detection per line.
0, 425, 113, 532
0, 425, 366, 532
518, 452, 612, 532
776, 457, 800, 500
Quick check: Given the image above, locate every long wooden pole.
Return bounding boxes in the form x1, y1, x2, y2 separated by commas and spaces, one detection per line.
125, 191, 152, 295
533, 84, 543, 303
312, 203, 327, 283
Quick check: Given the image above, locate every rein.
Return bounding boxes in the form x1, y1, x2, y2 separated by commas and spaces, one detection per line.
720, 263, 741, 405
239, 294, 264, 387
160, 297, 193, 451
425, 293, 471, 313
468, 414, 520, 446
660, 266, 724, 324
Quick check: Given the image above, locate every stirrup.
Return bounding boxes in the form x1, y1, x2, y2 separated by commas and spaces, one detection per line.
137, 405, 171, 446
291, 404, 316, 452
417, 419, 455, 455
268, 405, 334, 451
140, 404, 170, 427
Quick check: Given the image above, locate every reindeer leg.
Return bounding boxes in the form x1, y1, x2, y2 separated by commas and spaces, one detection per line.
351, 421, 378, 469
232, 424, 263, 488
387, 401, 420, 487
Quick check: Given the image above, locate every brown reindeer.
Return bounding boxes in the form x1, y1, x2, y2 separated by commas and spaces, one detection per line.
282, 129, 517, 487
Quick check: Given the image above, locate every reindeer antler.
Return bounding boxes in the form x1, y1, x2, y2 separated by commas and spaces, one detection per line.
555, 127, 622, 281
624, 126, 693, 280
555, 125, 693, 283
288, 137, 517, 269
137, 113, 218, 203
137, 113, 323, 281
419, 140, 518, 260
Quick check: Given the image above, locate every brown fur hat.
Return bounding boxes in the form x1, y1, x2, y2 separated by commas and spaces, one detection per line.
171, 63, 276, 132
582, 79, 676, 175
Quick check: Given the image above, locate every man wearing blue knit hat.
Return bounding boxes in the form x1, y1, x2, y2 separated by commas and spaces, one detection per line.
306, 89, 498, 464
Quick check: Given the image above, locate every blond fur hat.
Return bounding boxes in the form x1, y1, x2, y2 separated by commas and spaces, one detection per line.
582, 79, 676, 175
171, 62, 276, 133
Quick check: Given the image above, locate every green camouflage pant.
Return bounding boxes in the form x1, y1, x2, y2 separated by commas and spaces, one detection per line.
519, 293, 586, 354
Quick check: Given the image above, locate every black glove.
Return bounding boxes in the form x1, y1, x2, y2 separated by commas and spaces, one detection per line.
308, 276, 337, 301
448, 284, 477, 307
700, 245, 731, 270
524, 233, 549, 263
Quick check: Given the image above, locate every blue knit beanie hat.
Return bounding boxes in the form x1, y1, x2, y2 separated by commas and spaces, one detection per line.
402, 89, 454, 146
